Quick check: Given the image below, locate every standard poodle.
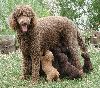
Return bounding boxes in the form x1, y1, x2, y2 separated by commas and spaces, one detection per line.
41, 50, 59, 82
9, 5, 93, 82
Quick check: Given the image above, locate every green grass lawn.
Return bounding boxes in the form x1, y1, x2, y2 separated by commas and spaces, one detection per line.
0, 46, 100, 88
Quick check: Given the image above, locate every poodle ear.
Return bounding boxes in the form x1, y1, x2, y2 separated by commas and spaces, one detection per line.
31, 12, 37, 27
9, 13, 17, 31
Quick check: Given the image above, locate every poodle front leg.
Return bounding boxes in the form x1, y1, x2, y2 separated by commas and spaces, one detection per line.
31, 55, 40, 83
22, 55, 32, 80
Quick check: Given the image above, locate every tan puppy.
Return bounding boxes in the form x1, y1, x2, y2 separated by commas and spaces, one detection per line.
41, 50, 60, 82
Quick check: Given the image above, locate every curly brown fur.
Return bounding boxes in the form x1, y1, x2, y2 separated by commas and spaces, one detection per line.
9, 5, 92, 82
52, 31, 93, 73
41, 50, 59, 82
57, 53, 83, 79
81, 52, 93, 73
77, 31, 93, 72
50, 46, 83, 79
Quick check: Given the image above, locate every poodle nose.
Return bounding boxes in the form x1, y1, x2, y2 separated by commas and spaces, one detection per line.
22, 23, 27, 26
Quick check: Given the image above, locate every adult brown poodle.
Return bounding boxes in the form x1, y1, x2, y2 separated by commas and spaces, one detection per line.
9, 5, 93, 83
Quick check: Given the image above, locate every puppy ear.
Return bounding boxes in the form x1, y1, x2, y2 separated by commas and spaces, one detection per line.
9, 12, 17, 31
52, 55, 54, 61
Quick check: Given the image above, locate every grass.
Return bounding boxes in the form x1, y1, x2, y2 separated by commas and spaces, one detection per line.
0, 29, 15, 35
0, 45, 100, 88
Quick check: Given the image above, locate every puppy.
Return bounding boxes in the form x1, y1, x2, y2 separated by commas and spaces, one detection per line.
51, 45, 83, 79
56, 53, 83, 79
41, 50, 60, 82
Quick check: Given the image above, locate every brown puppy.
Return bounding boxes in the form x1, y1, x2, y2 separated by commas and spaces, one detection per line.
41, 50, 60, 82
56, 53, 83, 79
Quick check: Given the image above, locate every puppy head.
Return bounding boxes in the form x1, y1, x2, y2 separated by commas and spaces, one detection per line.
44, 50, 54, 61
57, 53, 68, 63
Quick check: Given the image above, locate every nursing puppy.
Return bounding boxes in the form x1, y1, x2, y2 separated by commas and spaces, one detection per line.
41, 50, 60, 82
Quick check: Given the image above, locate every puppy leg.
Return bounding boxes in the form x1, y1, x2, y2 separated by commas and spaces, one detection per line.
47, 75, 52, 82
58, 53, 84, 79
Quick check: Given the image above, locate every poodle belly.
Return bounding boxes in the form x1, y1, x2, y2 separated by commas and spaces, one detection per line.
41, 32, 61, 50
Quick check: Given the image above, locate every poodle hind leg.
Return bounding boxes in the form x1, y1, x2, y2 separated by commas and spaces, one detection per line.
81, 53, 93, 73
77, 31, 93, 72
63, 30, 82, 70
67, 43, 82, 70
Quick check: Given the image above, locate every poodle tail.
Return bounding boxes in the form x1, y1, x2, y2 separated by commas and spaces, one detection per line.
77, 31, 93, 72
77, 31, 88, 53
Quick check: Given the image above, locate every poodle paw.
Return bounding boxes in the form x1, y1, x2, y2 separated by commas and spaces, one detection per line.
20, 75, 30, 80
83, 63, 93, 73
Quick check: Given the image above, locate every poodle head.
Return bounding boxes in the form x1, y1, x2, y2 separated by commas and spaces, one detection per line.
57, 53, 68, 63
51, 47, 61, 55
9, 5, 36, 32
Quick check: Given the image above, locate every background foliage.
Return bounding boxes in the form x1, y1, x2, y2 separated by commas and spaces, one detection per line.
0, 0, 100, 35
0, 0, 50, 34
87, 0, 100, 30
